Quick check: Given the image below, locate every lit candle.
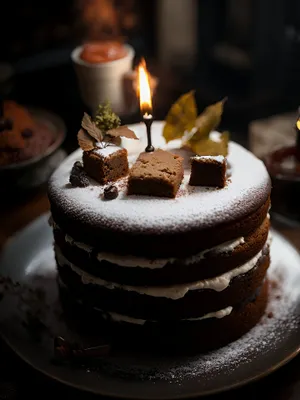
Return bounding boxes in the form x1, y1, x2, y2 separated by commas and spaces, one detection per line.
137, 58, 154, 152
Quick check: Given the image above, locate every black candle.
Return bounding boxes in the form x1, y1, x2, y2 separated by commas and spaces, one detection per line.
138, 58, 155, 153
143, 113, 154, 152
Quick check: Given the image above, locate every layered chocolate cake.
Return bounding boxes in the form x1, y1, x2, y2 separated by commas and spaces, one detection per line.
48, 112, 272, 353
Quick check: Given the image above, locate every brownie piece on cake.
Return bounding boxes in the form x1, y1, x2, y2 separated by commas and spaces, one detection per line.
189, 155, 227, 187
83, 145, 128, 185
127, 149, 184, 198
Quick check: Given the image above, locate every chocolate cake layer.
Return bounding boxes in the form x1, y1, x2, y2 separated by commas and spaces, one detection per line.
48, 141, 271, 258
50, 197, 270, 259
48, 130, 272, 353
52, 217, 269, 285
58, 279, 269, 354
56, 244, 270, 320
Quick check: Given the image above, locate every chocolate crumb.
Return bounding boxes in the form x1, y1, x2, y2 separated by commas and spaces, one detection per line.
104, 184, 118, 200
70, 173, 89, 188
270, 280, 278, 289
267, 312, 274, 319
74, 161, 83, 168
70, 161, 89, 188
276, 295, 281, 300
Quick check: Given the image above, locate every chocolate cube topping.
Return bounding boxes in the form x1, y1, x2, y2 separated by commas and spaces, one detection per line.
189, 155, 227, 188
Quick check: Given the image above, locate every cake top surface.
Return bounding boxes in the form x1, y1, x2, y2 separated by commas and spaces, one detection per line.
129, 149, 183, 183
192, 155, 225, 163
48, 121, 271, 234
93, 144, 122, 157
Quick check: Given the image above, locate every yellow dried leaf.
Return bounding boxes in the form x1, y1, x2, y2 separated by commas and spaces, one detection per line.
190, 98, 227, 143
188, 131, 229, 156
163, 91, 197, 143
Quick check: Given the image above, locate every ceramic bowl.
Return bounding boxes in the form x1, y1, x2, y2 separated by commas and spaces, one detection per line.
0, 108, 66, 200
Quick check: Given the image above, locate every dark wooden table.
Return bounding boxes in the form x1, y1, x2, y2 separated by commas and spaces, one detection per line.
0, 190, 300, 400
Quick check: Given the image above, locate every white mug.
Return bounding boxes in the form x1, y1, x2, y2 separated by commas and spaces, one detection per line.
71, 44, 135, 117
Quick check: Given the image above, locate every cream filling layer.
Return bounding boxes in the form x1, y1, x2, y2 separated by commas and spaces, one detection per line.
58, 277, 233, 324
51, 217, 246, 269
55, 234, 270, 300
65, 234, 93, 252
96, 237, 245, 268
94, 306, 233, 325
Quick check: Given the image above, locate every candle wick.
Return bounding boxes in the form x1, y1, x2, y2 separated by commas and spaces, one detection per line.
143, 112, 153, 120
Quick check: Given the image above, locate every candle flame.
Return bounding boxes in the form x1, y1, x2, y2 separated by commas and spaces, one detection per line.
297, 119, 300, 131
137, 58, 152, 116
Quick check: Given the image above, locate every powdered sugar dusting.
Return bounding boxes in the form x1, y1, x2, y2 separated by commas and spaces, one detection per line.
0, 218, 299, 399
113, 232, 300, 386
94, 144, 122, 157
55, 243, 267, 298
48, 122, 271, 234
210, 131, 223, 143
192, 155, 225, 163
58, 221, 245, 269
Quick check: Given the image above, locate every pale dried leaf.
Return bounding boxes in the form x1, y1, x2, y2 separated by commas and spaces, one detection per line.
191, 98, 227, 142
77, 128, 95, 151
188, 131, 229, 156
107, 125, 138, 140
163, 91, 197, 143
81, 112, 103, 142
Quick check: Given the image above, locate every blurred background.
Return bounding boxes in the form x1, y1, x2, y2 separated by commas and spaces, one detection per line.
1, 0, 300, 152
1, 3, 300, 398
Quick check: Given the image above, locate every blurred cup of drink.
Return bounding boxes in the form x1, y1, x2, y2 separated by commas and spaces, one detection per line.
71, 41, 135, 116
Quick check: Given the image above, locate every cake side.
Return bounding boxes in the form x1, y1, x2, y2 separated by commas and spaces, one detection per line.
48, 137, 271, 258
58, 279, 268, 354
51, 215, 270, 285
48, 119, 272, 354
55, 241, 270, 320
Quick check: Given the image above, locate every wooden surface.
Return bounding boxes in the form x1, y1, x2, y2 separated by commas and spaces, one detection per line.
0, 191, 50, 251
0, 190, 300, 400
